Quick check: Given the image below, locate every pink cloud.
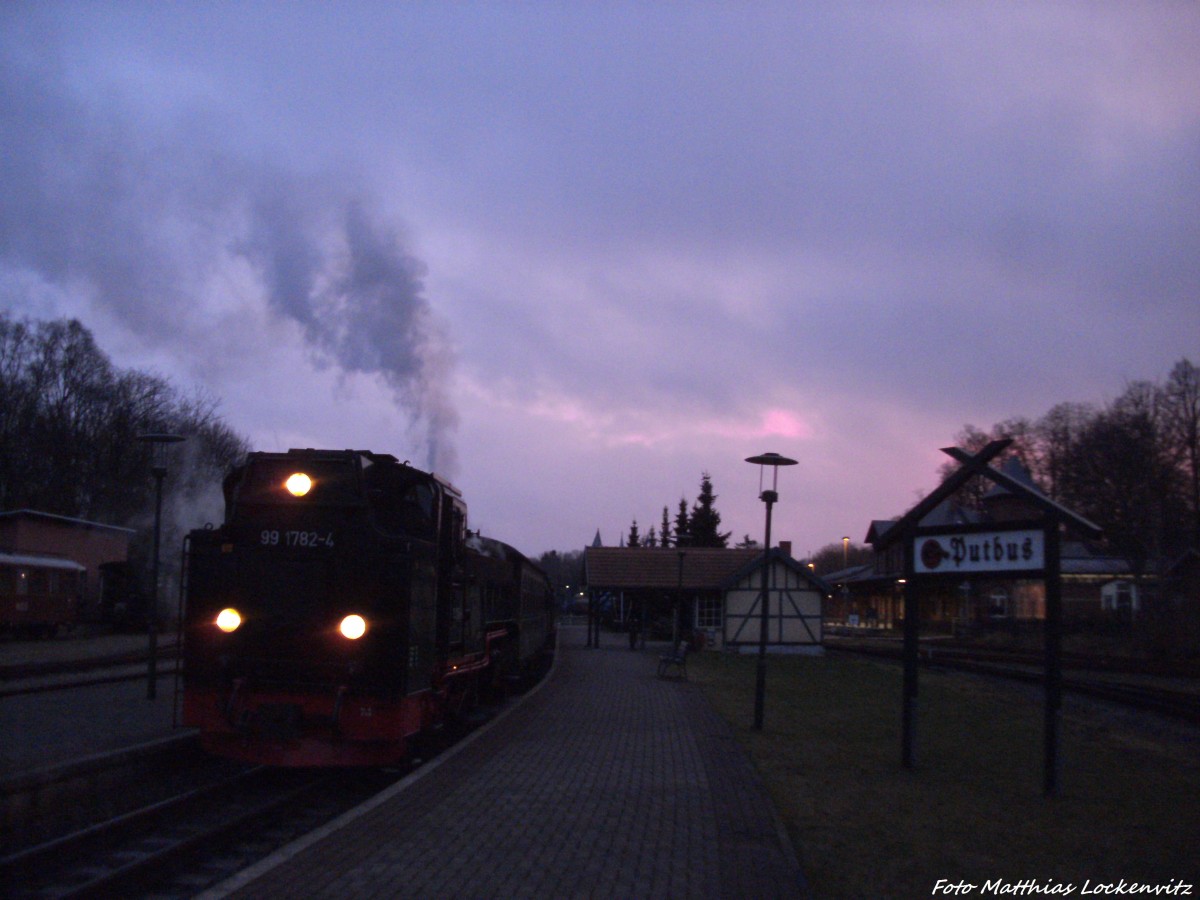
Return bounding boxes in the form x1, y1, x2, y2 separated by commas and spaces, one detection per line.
756, 408, 812, 440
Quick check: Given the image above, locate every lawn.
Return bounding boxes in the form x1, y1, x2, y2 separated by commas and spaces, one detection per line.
691, 651, 1200, 899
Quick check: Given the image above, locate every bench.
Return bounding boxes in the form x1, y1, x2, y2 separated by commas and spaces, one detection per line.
657, 644, 689, 679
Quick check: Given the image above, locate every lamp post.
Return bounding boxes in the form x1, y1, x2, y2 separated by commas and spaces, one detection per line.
745, 452, 798, 731
137, 432, 185, 700
675, 549, 686, 654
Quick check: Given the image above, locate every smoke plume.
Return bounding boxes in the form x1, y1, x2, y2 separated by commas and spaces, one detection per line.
0, 36, 457, 474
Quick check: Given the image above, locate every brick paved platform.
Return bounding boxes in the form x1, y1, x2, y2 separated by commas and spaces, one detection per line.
204, 626, 808, 899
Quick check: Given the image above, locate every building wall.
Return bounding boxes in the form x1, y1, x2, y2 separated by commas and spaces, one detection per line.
0, 513, 132, 612
722, 560, 823, 652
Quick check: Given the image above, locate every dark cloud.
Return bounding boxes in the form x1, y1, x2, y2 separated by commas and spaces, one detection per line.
2, 3, 1197, 554
0, 22, 456, 472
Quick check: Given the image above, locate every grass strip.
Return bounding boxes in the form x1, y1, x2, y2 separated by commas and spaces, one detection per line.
691, 651, 1200, 898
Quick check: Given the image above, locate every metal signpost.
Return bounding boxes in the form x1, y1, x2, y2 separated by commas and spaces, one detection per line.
137, 432, 185, 701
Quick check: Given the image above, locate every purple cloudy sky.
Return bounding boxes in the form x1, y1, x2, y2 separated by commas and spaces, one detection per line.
2, 2, 1198, 559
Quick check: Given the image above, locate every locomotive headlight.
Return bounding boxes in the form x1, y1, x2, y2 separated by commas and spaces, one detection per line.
284, 472, 313, 497
339, 614, 368, 640
216, 608, 242, 633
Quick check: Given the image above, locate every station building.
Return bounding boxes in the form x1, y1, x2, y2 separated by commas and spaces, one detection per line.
822, 459, 1156, 632
584, 542, 829, 653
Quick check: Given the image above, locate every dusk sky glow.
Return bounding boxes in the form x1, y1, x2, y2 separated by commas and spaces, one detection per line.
2, 3, 1198, 559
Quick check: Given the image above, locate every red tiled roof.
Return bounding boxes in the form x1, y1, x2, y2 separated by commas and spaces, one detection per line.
584, 547, 760, 590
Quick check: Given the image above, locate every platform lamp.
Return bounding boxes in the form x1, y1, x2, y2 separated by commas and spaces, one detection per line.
745, 452, 798, 731
137, 432, 185, 700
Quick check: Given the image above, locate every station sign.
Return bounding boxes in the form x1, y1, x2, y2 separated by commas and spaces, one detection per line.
913, 528, 1045, 575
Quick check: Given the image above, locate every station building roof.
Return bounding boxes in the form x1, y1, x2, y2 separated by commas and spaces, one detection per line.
584, 546, 760, 591
0, 509, 135, 535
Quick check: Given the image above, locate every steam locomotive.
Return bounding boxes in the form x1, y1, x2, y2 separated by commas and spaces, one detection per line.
181, 448, 555, 767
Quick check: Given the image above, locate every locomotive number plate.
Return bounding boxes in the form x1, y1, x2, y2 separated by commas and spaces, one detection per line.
259, 529, 335, 549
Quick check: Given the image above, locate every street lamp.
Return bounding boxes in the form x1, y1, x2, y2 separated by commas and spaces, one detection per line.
137, 432, 185, 700
675, 549, 686, 654
745, 451, 798, 731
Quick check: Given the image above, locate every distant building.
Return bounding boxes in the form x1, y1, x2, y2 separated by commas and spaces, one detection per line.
0, 510, 134, 619
825, 459, 1152, 631
583, 543, 829, 652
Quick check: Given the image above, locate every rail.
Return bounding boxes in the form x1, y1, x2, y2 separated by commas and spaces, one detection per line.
826, 637, 1200, 725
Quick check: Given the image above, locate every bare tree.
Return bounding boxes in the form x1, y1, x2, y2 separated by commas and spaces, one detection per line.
0, 312, 248, 530
1162, 359, 1200, 546
1031, 402, 1096, 502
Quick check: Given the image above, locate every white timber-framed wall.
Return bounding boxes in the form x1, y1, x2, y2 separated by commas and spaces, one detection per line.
717, 550, 827, 654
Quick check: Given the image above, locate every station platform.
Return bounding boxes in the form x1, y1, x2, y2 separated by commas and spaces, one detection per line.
1, 632, 184, 776
205, 626, 809, 899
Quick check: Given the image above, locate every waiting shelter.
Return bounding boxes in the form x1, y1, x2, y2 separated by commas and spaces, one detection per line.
583, 545, 829, 652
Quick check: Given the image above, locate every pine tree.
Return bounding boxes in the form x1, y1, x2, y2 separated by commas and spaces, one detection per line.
673, 498, 690, 547
627, 519, 641, 548
688, 472, 731, 547
660, 506, 672, 547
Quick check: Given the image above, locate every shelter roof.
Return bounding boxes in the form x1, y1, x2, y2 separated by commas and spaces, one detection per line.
865, 520, 899, 544
0, 509, 134, 535
721, 547, 834, 594
0, 551, 87, 571
982, 457, 1039, 499
919, 499, 984, 528
1060, 542, 1142, 577
821, 563, 875, 584
584, 547, 759, 590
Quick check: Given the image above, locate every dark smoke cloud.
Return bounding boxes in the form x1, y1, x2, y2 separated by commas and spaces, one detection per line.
0, 35, 457, 473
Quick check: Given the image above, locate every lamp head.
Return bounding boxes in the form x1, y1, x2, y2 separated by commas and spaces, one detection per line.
745, 452, 798, 495
137, 433, 186, 474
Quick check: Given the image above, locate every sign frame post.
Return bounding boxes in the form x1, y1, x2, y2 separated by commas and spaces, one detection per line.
888, 440, 1100, 796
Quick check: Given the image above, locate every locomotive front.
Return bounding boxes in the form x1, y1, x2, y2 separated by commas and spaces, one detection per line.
182, 449, 451, 766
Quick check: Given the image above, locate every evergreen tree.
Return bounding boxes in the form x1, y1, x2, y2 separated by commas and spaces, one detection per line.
660, 506, 672, 547
627, 519, 641, 548
645, 526, 658, 548
688, 472, 731, 547
673, 498, 690, 547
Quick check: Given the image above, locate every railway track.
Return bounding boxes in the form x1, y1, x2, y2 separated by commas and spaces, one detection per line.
826, 637, 1200, 724
2, 648, 544, 897
0, 644, 181, 697
2, 763, 400, 898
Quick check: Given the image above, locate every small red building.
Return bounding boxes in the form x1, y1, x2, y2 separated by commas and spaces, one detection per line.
0, 510, 134, 619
